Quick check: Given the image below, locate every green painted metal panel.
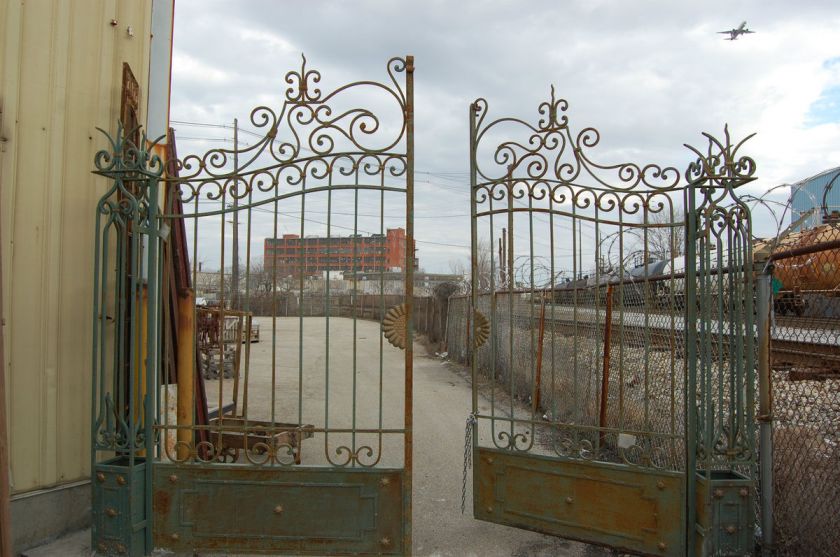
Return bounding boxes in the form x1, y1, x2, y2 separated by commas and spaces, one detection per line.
475, 448, 685, 556
153, 464, 404, 555
91, 457, 148, 557
695, 471, 754, 557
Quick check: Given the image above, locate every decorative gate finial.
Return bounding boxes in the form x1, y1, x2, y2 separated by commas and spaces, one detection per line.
684, 124, 757, 188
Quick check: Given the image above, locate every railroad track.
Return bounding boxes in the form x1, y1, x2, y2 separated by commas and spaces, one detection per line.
494, 304, 840, 378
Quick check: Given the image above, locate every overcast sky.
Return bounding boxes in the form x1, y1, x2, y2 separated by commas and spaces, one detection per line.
169, 0, 840, 275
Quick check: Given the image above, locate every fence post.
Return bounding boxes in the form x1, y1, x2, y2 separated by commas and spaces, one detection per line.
598, 285, 614, 448
756, 263, 774, 555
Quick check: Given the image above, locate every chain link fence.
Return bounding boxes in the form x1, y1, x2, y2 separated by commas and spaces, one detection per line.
445, 224, 840, 555
239, 291, 450, 345
769, 221, 840, 556
446, 278, 688, 470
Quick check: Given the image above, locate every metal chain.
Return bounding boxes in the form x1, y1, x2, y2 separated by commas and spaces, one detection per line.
461, 413, 477, 514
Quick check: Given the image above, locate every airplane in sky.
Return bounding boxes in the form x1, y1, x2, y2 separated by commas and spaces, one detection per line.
718, 21, 756, 40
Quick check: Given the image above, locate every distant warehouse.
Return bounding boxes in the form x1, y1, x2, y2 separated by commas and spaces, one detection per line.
264, 228, 417, 277
791, 165, 840, 229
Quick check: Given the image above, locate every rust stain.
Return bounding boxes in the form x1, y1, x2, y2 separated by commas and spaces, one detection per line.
153, 489, 171, 515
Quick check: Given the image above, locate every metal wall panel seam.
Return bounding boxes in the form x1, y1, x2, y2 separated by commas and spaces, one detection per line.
40, 0, 69, 490
0, 0, 23, 495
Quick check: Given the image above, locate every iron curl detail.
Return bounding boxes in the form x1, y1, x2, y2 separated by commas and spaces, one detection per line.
163, 55, 409, 191
472, 90, 681, 191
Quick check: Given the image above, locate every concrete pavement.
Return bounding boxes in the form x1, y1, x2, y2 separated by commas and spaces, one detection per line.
25, 318, 603, 556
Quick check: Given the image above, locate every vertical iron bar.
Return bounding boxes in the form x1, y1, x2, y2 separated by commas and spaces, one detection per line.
643, 206, 651, 432
507, 179, 514, 440
684, 183, 698, 557
242, 140, 253, 427
599, 284, 614, 448
468, 100, 480, 519
527, 190, 536, 436
298, 165, 306, 436
532, 298, 545, 414
352, 178, 359, 462
270, 180, 278, 427
144, 174, 160, 554
232, 118, 239, 311
572, 211, 579, 431
549, 197, 556, 427
217, 168, 226, 442
324, 173, 333, 462
378, 162, 385, 456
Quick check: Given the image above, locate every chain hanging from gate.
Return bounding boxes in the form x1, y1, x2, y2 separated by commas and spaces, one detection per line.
462, 413, 476, 514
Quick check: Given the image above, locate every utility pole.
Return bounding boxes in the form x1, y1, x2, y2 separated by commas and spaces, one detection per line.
231, 118, 240, 310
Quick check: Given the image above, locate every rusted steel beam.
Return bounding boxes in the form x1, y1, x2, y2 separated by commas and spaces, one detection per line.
177, 288, 195, 462
403, 53, 415, 555
532, 298, 546, 414
769, 238, 840, 262
599, 285, 614, 446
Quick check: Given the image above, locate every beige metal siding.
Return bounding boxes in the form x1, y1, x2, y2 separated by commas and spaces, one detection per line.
0, 0, 154, 494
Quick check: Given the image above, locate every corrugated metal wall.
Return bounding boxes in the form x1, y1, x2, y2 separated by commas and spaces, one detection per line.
0, 0, 154, 494
791, 166, 840, 227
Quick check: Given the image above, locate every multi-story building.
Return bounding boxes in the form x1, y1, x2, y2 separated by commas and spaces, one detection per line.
264, 228, 415, 277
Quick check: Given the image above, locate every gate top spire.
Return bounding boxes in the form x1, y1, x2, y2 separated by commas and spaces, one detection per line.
286, 53, 322, 104
537, 85, 568, 132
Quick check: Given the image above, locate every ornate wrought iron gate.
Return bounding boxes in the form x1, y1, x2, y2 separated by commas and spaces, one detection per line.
467, 91, 757, 556
91, 56, 414, 556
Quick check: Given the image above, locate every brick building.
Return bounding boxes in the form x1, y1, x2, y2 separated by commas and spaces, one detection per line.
264, 228, 415, 277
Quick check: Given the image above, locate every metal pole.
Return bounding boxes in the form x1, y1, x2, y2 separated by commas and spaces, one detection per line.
403, 54, 414, 554
231, 118, 240, 310
684, 183, 698, 557
532, 297, 546, 414
598, 284, 614, 447
756, 264, 774, 554
468, 98, 479, 518
144, 175, 160, 554
176, 288, 195, 461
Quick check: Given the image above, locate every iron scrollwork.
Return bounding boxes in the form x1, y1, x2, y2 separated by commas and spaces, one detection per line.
684, 125, 757, 470
91, 123, 165, 456
471, 86, 681, 211
164, 55, 411, 214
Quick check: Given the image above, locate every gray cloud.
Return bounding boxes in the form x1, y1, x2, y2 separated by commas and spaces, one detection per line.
170, 0, 840, 273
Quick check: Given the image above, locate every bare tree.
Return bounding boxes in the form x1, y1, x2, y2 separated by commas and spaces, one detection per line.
247, 261, 274, 295
449, 239, 496, 293
643, 209, 685, 262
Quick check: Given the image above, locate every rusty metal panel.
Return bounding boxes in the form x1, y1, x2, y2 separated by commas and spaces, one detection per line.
475, 448, 684, 556
153, 464, 404, 555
